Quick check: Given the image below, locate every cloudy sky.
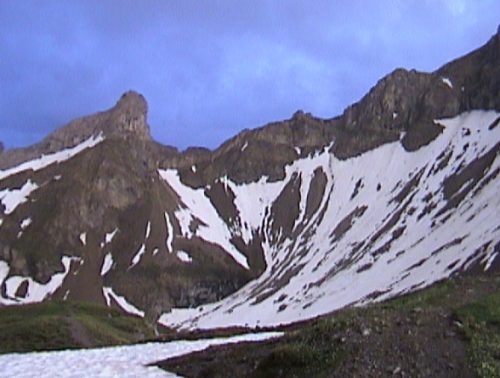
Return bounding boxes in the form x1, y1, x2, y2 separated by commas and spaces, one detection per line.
1, 1, 498, 150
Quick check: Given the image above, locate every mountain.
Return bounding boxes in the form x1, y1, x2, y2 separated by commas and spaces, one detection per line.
0, 30, 498, 329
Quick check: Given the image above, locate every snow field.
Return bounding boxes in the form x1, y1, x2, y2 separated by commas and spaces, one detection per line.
0, 332, 283, 378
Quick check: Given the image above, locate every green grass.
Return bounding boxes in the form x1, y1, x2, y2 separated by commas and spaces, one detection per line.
381, 279, 456, 310
253, 318, 344, 377
455, 291, 500, 378
0, 301, 156, 354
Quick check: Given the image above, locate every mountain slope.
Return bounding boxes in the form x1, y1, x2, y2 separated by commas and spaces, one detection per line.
0, 30, 498, 329
159, 109, 499, 329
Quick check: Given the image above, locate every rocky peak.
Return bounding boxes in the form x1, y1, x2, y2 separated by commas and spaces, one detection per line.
0, 91, 152, 170
44, 90, 151, 149
108, 91, 150, 140
291, 109, 313, 121
115, 90, 148, 113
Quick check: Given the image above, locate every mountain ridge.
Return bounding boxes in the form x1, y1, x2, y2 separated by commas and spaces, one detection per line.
0, 30, 498, 330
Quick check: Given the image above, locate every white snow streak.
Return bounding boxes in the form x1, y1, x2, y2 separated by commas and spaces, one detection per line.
100, 253, 114, 276
102, 287, 145, 317
0, 133, 104, 181
101, 228, 119, 247
441, 77, 453, 88
130, 244, 146, 268
484, 252, 498, 271
164, 212, 174, 253
0, 261, 9, 285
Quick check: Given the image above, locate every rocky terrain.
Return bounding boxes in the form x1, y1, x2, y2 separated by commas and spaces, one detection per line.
0, 28, 498, 338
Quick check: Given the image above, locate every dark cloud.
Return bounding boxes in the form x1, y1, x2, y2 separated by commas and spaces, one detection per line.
1, 0, 499, 150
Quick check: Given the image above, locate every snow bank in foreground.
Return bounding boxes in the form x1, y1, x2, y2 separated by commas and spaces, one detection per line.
0, 332, 282, 378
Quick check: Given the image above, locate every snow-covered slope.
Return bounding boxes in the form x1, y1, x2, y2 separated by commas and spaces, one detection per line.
158, 110, 500, 329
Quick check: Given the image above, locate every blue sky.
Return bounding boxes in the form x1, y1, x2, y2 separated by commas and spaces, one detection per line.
0, 0, 498, 150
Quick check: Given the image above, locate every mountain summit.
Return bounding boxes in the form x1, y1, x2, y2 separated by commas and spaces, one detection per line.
0, 31, 498, 329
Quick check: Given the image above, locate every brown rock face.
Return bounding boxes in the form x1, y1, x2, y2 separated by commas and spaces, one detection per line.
44, 90, 151, 150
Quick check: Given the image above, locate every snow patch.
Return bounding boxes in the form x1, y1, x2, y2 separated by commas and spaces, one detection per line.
176, 251, 193, 263
0, 256, 78, 305
145, 221, 151, 239
20, 217, 32, 229
79, 232, 87, 246
0, 180, 39, 214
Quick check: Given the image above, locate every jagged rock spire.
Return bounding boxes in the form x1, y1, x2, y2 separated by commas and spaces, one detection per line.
108, 90, 150, 141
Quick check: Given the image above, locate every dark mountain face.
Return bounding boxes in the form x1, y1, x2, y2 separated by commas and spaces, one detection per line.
0, 30, 498, 327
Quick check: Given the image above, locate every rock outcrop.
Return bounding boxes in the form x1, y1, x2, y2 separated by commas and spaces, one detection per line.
0, 91, 151, 170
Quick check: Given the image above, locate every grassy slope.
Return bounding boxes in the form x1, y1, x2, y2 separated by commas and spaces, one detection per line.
158, 273, 499, 378
456, 291, 500, 377
0, 301, 157, 354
